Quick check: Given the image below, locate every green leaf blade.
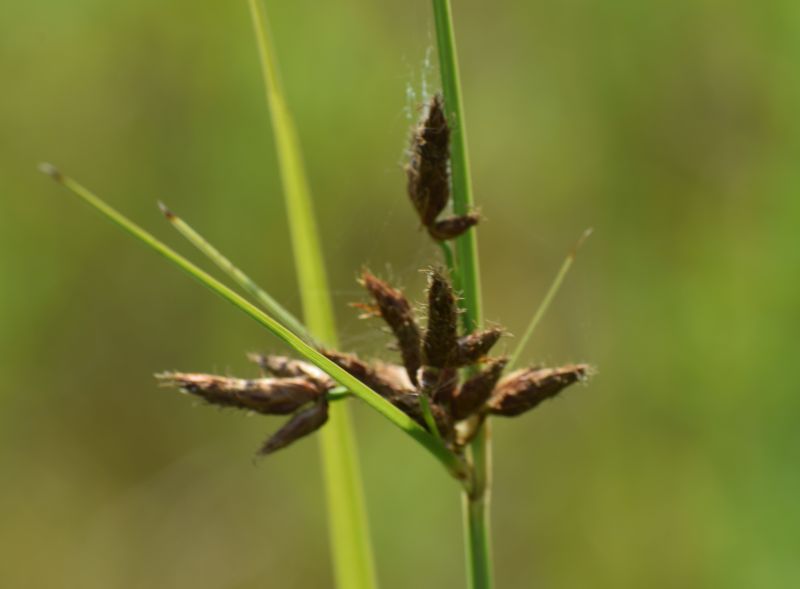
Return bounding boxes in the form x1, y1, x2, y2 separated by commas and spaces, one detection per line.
43, 166, 465, 478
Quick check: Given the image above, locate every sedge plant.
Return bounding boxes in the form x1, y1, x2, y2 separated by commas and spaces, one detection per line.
42, 1, 591, 587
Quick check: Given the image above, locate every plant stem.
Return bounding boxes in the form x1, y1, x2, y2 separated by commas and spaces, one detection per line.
418, 393, 442, 440
432, 0, 482, 334
462, 425, 492, 588
431, 1, 492, 588
247, 2, 376, 586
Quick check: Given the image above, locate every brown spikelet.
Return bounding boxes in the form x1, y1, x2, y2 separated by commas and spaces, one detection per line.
372, 361, 415, 391
259, 400, 329, 455
406, 93, 451, 227
423, 269, 458, 369
427, 213, 480, 242
321, 351, 447, 434
387, 391, 451, 435
323, 350, 414, 400
247, 353, 332, 386
156, 372, 323, 415
419, 366, 459, 408
453, 326, 504, 367
452, 358, 508, 420
487, 364, 590, 417
359, 270, 422, 383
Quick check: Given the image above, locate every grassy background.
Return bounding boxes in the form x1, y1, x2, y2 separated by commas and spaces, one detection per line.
2, 0, 798, 587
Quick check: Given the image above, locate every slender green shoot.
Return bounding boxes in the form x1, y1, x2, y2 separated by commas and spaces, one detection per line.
438, 241, 462, 296
508, 228, 592, 370
41, 165, 468, 482
431, 1, 491, 588
158, 202, 314, 345
247, 1, 377, 587
432, 0, 481, 334
418, 394, 442, 440
462, 425, 491, 582
247, 0, 334, 338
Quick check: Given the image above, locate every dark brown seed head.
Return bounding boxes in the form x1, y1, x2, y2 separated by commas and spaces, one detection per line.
487, 364, 590, 417
359, 270, 422, 383
452, 357, 508, 420
406, 93, 451, 227
453, 326, 504, 367
418, 366, 459, 408
423, 268, 459, 369
323, 350, 414, 401
156, 372, 323, 415
390, 391, 452, 437
259, 399, 329, 455
371, 361, 415, 392
247, 353, 332, 387
427, 213, 480, 242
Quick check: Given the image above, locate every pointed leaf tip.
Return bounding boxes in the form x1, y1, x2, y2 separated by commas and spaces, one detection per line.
38, 162, 63, 182
157, 201, 176, 220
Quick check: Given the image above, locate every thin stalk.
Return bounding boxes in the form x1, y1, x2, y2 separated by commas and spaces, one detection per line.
432, 0, 481, 334
462, 425, 492, 585
158, 202, 314, 346
247, 1, 376, 587
42, 165, 468, 482
508, 228, 592, 370
431, 1, 492, 588
438, 240, 462, 296
418, 394, 442, 440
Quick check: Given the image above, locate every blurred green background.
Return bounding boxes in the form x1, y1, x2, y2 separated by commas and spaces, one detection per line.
2, 0, 798, 587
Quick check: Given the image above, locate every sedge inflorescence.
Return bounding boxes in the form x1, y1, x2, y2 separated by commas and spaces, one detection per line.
157, 93, 590, 457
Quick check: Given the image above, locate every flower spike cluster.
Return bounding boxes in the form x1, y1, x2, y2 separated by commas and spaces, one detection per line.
156, 92, 590, 457
349, 268, 590, 446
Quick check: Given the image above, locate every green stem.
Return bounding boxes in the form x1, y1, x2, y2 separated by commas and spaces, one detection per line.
432, 0, 481, 334
431, 1, 492, 588
462, 425, 492, 589
247, 1, 376, 586
418, 393, 442, 440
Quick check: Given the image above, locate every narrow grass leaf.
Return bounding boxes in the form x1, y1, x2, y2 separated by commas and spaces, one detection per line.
158, 202, 314, 346
508, 228, 592, 370
418, 393, 442, 440
247, 2, 378, 587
